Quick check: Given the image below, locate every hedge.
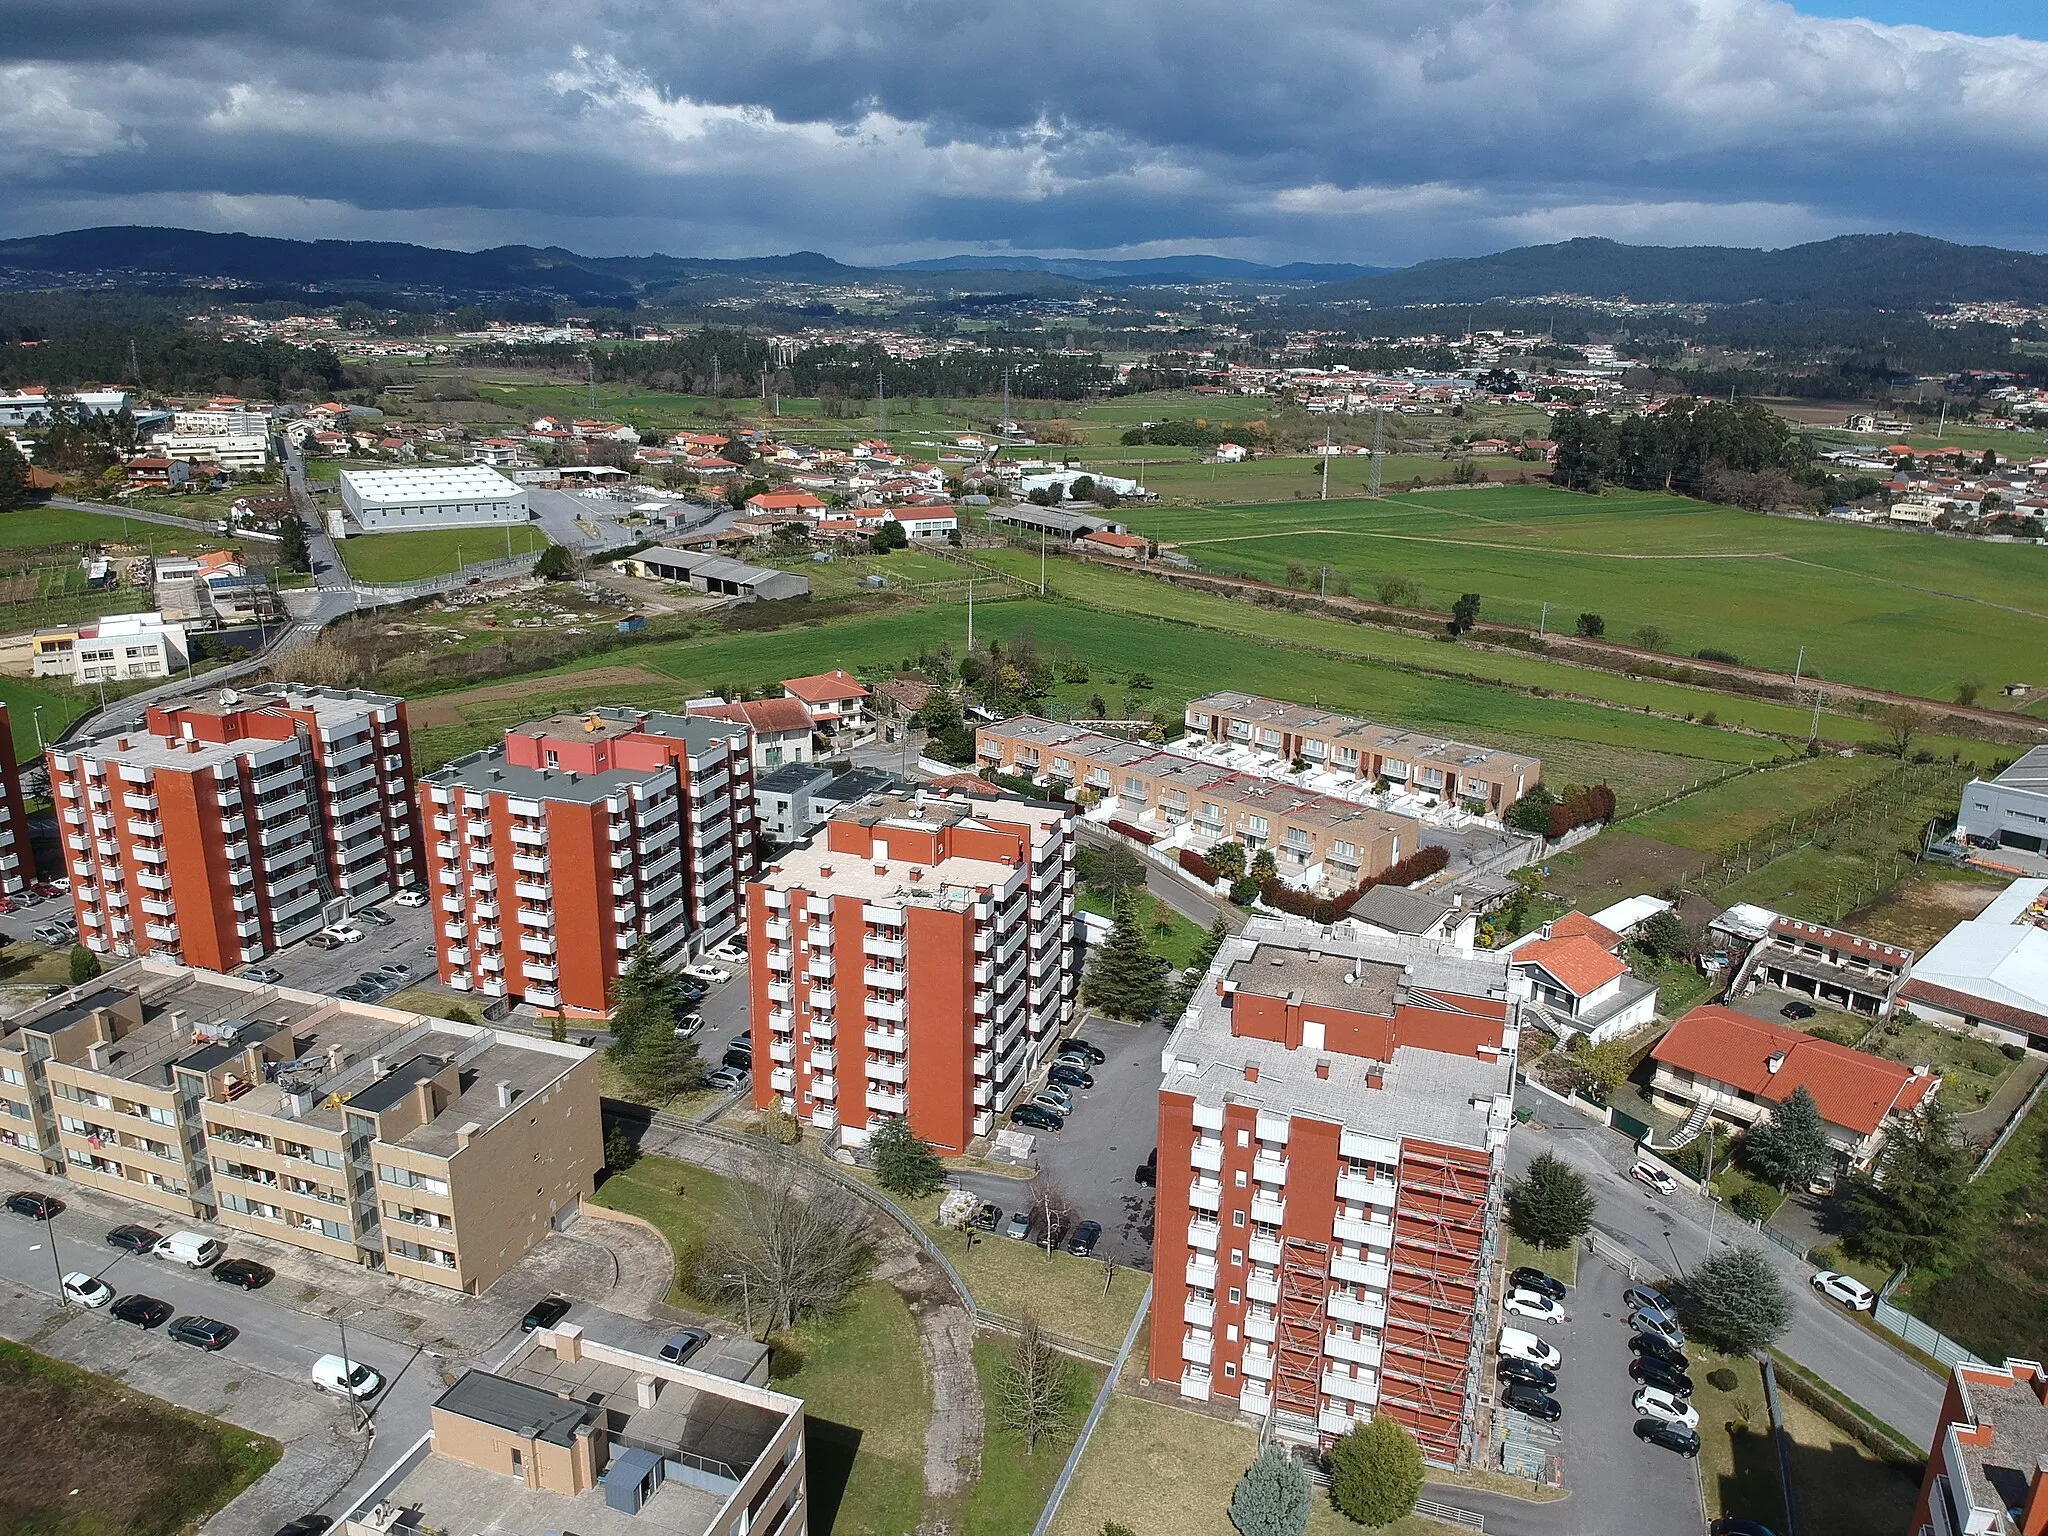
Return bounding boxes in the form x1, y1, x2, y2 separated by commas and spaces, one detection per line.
1254, 843, 1454, 924
1179, 848, 1221, 883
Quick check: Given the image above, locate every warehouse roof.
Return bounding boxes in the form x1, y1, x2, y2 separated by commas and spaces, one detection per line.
339, 465, 520, 504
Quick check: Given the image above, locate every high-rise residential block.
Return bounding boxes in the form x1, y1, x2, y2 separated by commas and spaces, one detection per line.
1151, 916, 1520, 1462
419, 708, 756, 1014
1912, 1357, 2048, 1536
745, 790, 1076, 1152
51, 684, 420, 969
0, 702, 30, 895
0, 959, 602, 1293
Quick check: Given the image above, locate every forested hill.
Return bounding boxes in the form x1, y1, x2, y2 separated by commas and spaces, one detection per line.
1312, 233, 2048, 307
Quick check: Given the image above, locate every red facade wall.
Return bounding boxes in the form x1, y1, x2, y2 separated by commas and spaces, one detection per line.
903, 904, 973, 1152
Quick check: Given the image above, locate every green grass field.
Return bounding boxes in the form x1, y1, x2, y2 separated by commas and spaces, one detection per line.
961, 1340, 1105, 1536
0, 505, 187, 549
1624, 755, 1896, 852
336, 523, 553, 583
1105, 483, 2048, 702
0, 675, 96, 757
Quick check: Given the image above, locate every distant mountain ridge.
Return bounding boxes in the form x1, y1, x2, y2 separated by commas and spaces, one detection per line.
2, 225, 2046, 309
1312, 233, 2048, 307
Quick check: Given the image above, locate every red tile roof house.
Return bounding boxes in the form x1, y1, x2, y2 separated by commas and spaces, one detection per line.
1079, 530, 1148, 560
1648, 1004, 1938, 1167
746, 490, 829, 515
1504, 913, 1659, 1044
687, 696, 817, 772
780, 670, 871, 744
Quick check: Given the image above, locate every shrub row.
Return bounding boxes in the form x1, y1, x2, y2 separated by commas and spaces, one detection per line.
1254, 843, 1453, 925
1546, 784, 1617, 839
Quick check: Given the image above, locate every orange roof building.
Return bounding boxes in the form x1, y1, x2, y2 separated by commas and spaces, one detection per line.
780, 670, 871, 741
1648, 1004, 1937, 1163
746, 490, 828, 514
1506, 914, 1656, 1043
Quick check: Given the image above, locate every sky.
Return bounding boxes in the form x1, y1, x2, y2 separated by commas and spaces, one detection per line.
3, 1, 2047, 269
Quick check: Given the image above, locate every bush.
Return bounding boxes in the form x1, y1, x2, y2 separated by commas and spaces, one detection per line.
1179, 848, 1221, 883
68, 945, 102, 985
1695, 647, 1742, 665
1327, 1417, 1423, 1527
1229, 1445, 1311, 1536
1731, 1184, 1776, 1223
1707, 1366, 1740, 1392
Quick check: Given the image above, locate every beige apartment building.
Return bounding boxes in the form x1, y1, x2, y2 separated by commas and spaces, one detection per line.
976, 717, 1412, 893
0, 961, 600, 1293
1184, 692, 1540, 814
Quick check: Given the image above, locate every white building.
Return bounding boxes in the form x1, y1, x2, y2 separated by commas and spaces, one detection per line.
35, 612, 189, 685
171, 409, 269, 437
0, 388, 130, 429
335, 465, 529, 537
1902, 879, 2048, 1050
151, 431, 271, 473
1958, 747, 2048, 858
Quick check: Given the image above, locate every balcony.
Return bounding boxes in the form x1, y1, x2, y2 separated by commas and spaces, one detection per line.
1250, 1192, 1286, 1226
444, 921, 468, 942
769, 1067, 795, 1093
1330, 1252, 1385, 1287
811, 1076, 838, 1101
517, 907, 553, 929
766, 947, 793, 972
523, 962, 560, 983
1320, 1371, 1378, 1406
1190, 1140, 1224, 1173
1188, 1181, 1222, 1213
1248, 1234, 1283, 1267
864, 1026, 907, 1052
808, 1046, 837, 1072
1187, 1220, 1220, 1253
865, 995, 907, 1023
1328, 1292, 1387, 1330
864, 935, 906, 961
1185, 1255, 1218, 1290
1240, 1348, 1276, 1381
862, 967, 907, 991
866, 1055, 907, 1085
807, 1018, 834, 1041
515, 880, 548, 902
1247, 1271, 1280, 1304
511, 854, 549, 876
866, 1087, 908, 1115
767, 981, 793, 1004
808, 986, 836, 1011
1336, 1172, 1397, 1207
769, 1039, 795, 1064
1244, 1310, 1279, 1342
807, 955, 836, 980
1184, 1297, 1216, 1329
767, 1009, 794, 1033
1333, 1213, 1390, 1246
508, 824, 545, 847
1180, 1331, 1214, 1365
1251, 1154, 1288, 1185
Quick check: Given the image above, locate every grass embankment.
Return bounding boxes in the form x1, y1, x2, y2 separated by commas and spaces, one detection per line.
1046, 1390, 1460, 1536
1768, 1354, 1927, 1536
1503, 1233, 1579, 1285
959, 1340, 1105, 1536
1691, 1348, 1786, 1533
0, 1339, 280, 1536
592, 1154, 933, 1536
336, 523, 552, 584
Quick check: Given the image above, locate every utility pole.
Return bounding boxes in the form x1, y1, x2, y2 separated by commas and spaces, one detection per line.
1367, 408, 1385, 498
710, 352, 720, 401
966, 580, 974, 650
1040, 530, 1046, 595
1538, 601, 1548, 635
585, 354, 595, 414
1809, 686, 1825, 742
1793, 645, 1805, 686
128, 338, 143, 397
877, 369, 885, 434
338, 1313, 366, 1432
1321, 424, 1331, 500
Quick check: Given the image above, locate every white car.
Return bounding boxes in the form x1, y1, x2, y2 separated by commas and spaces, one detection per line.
390, 888, 430, 908
1496, 1326, 1561, 1368
683, 962, 733, 986
61, 1271, 113, 1308
319, 923, 365, 945
1811, 1270, 1876, 1312
706, 940, 747, 965
1501, 1289, 1565, 1323
1632, 1386, 1700, 1429
1630, 1159, 1678, 1195
312, 1353, 384, 1399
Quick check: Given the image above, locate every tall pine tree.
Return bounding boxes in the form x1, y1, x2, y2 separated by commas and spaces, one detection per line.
0, 436, 30, 514
608, 941, 687, 1064
1506, 1151, 1596, 1251
1082, 889, 1166, 1021
1229, 1445, 1310, 1536
1744, 1085, 1833, 1192
1846, 1103, 1972, 1271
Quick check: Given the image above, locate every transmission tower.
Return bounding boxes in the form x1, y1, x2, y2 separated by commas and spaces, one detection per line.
585, 354, 596, 413
1367, 408, 1385, 497
127, 338, 143, 396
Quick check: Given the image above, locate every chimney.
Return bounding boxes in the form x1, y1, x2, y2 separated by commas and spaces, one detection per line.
455, 1120, 481, 1149
1244, 1063, 1259, 1084
1539, 921, 1553, 940
635, 1374, 661, 1408
1366, 1065, 1384, 1090
369, 1055, 385, 1076
326, 1044, 345, 1073
821, 863, 833, 879
553, 1322, 582, 1362
1314, 1060, 1331, 1081
496, 1080, 515, 1109
170, 1009, 190, 1043
909, 867, 924, 883
1767, 1051, 1786, 1075
86, 1040, 110, 1071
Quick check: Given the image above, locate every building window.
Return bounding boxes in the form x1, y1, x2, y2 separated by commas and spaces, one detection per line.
1234, 1169, 1247, 1187
1224, 1363, 1237, 1379
1232, 1210, 1246, 1227
1228, 1287, 1241, 1304
1236, 1129, 1250, 1148
1230, 1249, 1243, 1266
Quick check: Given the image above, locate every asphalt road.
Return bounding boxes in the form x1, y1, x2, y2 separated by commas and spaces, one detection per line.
1516, 1086, 1947, 1450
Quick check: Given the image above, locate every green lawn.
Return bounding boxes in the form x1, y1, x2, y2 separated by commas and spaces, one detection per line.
587, 1153, 738, 1308
1107, 482, 2048, 703
1625, 756, 1895, 853
336, 523, 553, 583
1504, 1231, 1579, 1285
1862, 1017, 2018, 1113
0, 1339, 280, 1536
961, 1340, 1106, 1536
0, 675, 97, 757
1690, 1348, 1788, 1532
0, 504, 183, 549
1075, 886, 1210, 973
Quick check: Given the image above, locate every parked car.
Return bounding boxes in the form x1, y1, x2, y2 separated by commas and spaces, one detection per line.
32, 923, 71, 944
1780, 999, 1818, 1021
1003, 1211, 1031, 1241
168, 1315, 238, 1351
312, 1354, 383, 1398
1811, 1271, 1876, 1311
372, 961, 414, 983
30, 880, 62, 898
1046, 1064, 1094, 1090
356, 907, 395, 928
1058, 1039, 1107, 1065
1011, 1103, 1063, 1132
1067, 1220, 1102, 1257
1624, 1284, 1677, 1321
705, 1065, 748, 1092
1496, 1326, 1561, 1368
307, 932, 345, 951
62, 1271, 114, 1308
1496, 1358, 1557, 1392
673, 1013, 705, 1039
335, 983, 380, 1003
683, 963, 733, 986
111, 1294, 173, 1329
1632, 1386, 1700, 1429
1501, 1289, 1564, 1323
659, 1328, 711, 1366
522, 1296, 572, 1332
720, 1046, 754, 1072
213, 1258, 275, 1290
391, 888, 430, 908
968, 1202, 1002, 1233
105, 1223, 163, 1255
1500, 1379, 1562, 1421
157, 1231, 222, 1268
240, 966, 284, 985
707, 940, 748, 965
1032, 1084, 1074, 1113
354, 972, 395, 995
1629, 1334, 1689, 1369
5, 1191, 63, 1220
1631, 1310, 1686, 1350
1508, 1267, 1567, 1302
318, 923, 365, 945
1630, 1160, 1678, 1195
1634, 1417, 1701, 1456
1135, 1149, 1157, 1187
1629, 1356, 1695, 1396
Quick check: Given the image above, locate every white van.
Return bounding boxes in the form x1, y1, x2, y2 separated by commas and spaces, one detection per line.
158, 1230, 224, 1268
1497, 1326, 1562, 1369
312, 1354, 384, 1399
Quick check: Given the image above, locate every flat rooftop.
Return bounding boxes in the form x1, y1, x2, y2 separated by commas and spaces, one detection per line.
423, 748, 665, 805
1188, 690, 1538, 773
1956, 1370, 2048, 1535
506, 1344, 786, 1475
339, 465, 520, 503
365, 1442, 724, 1536
1164, 917, 1517, 1148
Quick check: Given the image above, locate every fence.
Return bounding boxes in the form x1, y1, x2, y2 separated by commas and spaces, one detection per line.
1761, 1357, 1801, 1536
1974, 1062, 2048, 1176
1872, 1283, 1987, 1371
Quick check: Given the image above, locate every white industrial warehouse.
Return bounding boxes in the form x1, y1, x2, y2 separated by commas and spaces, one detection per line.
334, 465, 530, 536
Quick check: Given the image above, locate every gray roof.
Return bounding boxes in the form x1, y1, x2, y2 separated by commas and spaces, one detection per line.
1344, 884, 1456, 936
435, 1370, 600, 1446
757, 762, 836, 796
1993, 745, 2048, 794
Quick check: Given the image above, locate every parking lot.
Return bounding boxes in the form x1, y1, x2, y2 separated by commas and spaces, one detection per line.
946, 1012, 1160, 1267
1491, 1256, 1708, 1536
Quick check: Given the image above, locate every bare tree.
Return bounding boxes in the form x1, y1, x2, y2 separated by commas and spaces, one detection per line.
995, 1312, 1075, 1456
1882, 704, 1930, 759
1031, 1175, 1077, 1255
697, 1171, 875, 1337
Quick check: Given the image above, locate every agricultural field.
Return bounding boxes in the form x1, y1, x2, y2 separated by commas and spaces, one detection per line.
335, 523, 553, 583
1624, 755, 1896, 852
1108, 483, 2048, 704
1847, 867, 2008, 952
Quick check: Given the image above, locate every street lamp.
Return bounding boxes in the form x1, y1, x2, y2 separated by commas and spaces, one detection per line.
338, 1311, 368, 1433
39, 1204, 65, 1297
31, 706, 44, 753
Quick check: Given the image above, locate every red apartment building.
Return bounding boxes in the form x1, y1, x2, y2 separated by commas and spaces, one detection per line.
1914, 1357, 2048, 1536
419, 708, 756, 1015
1151, 917, 1521, 1462
745, 790, 1075, 1153
0, 702, 30, 894
51, 685, 419, 970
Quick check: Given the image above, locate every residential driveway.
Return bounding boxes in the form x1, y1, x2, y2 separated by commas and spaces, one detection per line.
946, 1011, 1161, 1268
1515, 1086, 1946, 1450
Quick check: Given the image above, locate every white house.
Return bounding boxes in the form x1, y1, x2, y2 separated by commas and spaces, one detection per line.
1505, 912, 1659, 1043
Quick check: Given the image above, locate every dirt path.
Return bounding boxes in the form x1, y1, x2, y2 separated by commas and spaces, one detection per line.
406, 665, 675, 726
